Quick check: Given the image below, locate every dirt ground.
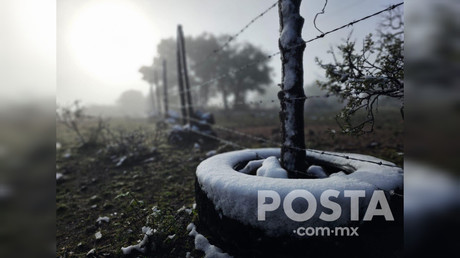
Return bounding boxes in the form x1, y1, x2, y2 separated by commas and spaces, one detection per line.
56, 108, 403, 257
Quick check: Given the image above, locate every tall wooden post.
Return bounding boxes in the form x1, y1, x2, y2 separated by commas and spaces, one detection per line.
176, 26, 188, 125
162, 59, 168, 119
178, 25, 195, 123
278, 0, 309, 177
153, 69, 162, 116
149, 83, 155, 116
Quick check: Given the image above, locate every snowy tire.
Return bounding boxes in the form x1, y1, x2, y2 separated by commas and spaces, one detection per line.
195, 148, 403, 257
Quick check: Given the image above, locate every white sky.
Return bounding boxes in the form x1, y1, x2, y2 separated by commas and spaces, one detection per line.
2, 0, 403, 106
0, 0, 55, 104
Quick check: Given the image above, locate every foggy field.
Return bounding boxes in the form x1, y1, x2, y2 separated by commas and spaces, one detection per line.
3, 0, 460, 256
56, 107, 403, 257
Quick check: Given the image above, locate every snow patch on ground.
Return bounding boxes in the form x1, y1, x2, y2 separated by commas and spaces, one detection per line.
256, 156, 288, 178
196, 148, 403, 237
86, 248, 95, 256
177, 205, 193, 215
96, 216, 110, 225
206, 150, 217, 157
121, 226, 156, 255
187, 223, 232, 258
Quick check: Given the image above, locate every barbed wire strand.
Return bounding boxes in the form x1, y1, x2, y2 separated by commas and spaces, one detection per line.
304, 2, 403, 44
168, 92, 334, 110
179, 114, 400, 168
169, 2, 403, 97
186, 124, 314, 177
194, 1, 278, 68
185, 123, 401, 182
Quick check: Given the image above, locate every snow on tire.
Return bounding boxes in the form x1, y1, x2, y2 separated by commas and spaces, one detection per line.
195, 148, 403, 256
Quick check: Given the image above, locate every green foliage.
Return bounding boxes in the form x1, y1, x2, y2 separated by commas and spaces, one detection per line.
316, 9, 404, 135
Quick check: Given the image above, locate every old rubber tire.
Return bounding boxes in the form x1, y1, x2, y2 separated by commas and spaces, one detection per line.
195, 148, 403, 257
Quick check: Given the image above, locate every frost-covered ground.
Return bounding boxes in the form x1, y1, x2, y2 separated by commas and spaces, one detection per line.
56, 109, 403, 256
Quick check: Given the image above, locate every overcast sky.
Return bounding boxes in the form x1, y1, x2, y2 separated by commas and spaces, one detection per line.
2, 0, 403, 106
0, 0, 55, 105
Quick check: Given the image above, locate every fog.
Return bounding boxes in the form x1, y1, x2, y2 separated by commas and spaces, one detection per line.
55, 0, 399, 107
1, 0, 460, 257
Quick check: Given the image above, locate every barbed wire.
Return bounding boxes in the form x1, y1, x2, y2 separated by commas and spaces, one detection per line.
168, 92, 335, 110
193, 1, 278, 68
173, 112, 401, 168
184, 122, 400, 180
313, 0, 329, 34
164, 3, 404, 167
168, 2, 404, 97
187, 128, 245, 149
304, 2, 403, 44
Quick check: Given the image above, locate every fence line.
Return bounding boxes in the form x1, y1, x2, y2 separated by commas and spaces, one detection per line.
303, 2, 403, 44
163, 2, 404, 169
168, 92, 334, 110
184, 121, 400, 181
168, 2, 404, 97
179, 113, 401, 169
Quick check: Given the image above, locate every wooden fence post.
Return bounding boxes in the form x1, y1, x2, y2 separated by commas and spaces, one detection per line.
149, 82, 155, 116
176, 25, 188, 125
162, 59, 168, 119
154, 69, 162, 116
178, 25, 195, 123
278, 0, 309, 177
